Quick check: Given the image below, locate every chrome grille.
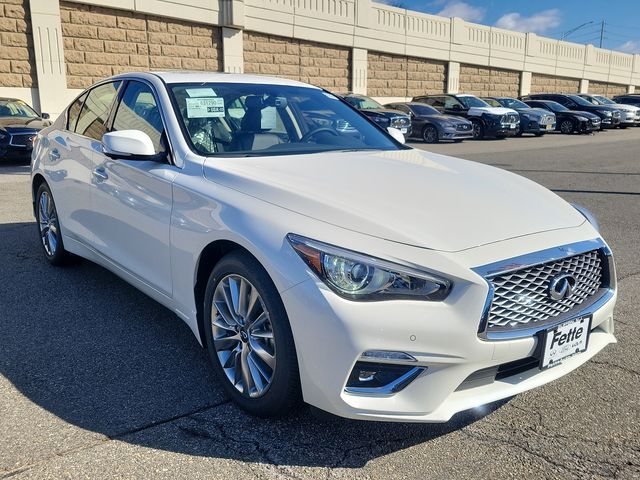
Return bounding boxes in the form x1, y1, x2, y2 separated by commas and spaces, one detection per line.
486, 250, 603, 330
540, 115, 555, 125
501, 113, 519, 124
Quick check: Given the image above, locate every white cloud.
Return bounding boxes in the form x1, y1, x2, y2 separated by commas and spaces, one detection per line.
616, 40, 640, 54
436, 2, 485, 23
495, 9, 561, 34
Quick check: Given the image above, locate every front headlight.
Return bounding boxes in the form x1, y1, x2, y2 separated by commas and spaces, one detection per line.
603, 110, 612, 116
575, 116, 589, 122
287, 234, 452, 301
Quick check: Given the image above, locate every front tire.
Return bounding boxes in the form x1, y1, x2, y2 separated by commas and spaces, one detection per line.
421, 124, 439, 143
203, 251, 301, 417
559, 119, 574, 134
35, 183, 73, 266
471, 119, 484, 139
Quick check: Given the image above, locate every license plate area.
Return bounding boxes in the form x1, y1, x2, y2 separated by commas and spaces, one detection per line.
540, 315, 591, 370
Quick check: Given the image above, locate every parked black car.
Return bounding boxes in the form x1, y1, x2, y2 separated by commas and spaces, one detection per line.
524, 99, 601, 134
482, 97, 556, 136
523, 93, 621, 129
384, 102, 473, 143
612, 94, 640, 107
0, 98, 50, 163
412, 94, 519, 139
342, 94, 412, 136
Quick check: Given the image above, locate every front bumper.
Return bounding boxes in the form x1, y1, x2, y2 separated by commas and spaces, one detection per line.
283, 228, 616, 422
523, 120, 556, 134
492, 123, 518, 137
0, 144, 32, 161
440, 126, 473, 140
601, 116, 621, 128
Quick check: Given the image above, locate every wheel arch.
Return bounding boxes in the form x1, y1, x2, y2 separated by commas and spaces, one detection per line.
31, 173, 47, 217
193, 239, 261, 348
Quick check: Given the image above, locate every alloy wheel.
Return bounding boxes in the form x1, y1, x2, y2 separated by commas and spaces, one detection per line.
422, 125, 438, 143
211, 274, 276, 398
38, 191, 58, 257
560, 120, 573, 134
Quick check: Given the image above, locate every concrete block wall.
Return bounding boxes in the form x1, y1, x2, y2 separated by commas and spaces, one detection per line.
243, 31, 351, 92
530, 73, 580, 94
2, 0, 639, 116
59, 1, 222, 89
588, 81, 628, 97
459, 66, 519, 97
0, 0, 36, 88
367, 52, 446, 98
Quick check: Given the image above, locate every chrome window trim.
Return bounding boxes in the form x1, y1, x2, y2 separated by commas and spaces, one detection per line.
473, 238, 615, 341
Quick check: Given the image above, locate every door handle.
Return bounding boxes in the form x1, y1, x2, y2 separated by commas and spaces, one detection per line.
92, 167, 108, 182
48, 149, 60, 162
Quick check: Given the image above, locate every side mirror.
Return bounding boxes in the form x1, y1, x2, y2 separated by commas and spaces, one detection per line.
387, 127, 406, 144
41, 113, 50, 120
102, 130, 157, 160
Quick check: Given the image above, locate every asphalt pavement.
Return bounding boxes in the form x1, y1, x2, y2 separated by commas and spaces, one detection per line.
1, 128, 639, 479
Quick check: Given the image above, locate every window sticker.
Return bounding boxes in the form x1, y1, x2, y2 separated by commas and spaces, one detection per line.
186, 97, 224, 118
186, 88, 217, 98
261, 106, 277, 129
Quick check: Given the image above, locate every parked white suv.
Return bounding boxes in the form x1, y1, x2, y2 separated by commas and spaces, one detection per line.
31, 72, 617, 422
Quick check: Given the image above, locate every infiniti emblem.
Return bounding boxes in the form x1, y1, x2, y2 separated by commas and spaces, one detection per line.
548, 273, 577, 301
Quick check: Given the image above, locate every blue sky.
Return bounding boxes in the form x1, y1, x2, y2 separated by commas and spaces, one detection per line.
375, 1, 640, 53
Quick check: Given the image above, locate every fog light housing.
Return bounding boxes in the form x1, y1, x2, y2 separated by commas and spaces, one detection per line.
344, 361, 425, 396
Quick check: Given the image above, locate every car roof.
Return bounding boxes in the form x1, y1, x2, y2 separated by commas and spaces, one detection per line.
111, 71, 320, 89
0, 97, 22, 102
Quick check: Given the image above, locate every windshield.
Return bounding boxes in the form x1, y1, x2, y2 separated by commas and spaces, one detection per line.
344, 96, 383, 110
568, 95, 596, 107
0, 99, 39, 118
498, 98, 529, 109
409, 104, 439, 116
537, 101, 568, 113
457, 96, 489, 108
483, 98, 501, 108
169, 84, 401, 156
593, 95, 615, 105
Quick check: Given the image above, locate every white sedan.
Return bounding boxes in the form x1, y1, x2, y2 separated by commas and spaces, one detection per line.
31, 72, 617, 422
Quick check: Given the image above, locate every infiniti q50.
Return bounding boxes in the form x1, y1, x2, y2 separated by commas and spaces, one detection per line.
31, 72, 616, 421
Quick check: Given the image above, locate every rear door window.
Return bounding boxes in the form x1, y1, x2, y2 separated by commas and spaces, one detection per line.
75, 81, 122, 140
66, 92, 87, 131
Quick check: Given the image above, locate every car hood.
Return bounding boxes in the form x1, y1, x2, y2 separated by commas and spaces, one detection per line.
362, 109, 407, 117
467, 106, 518, 117
0, 116, 48, 129
611, 103, 638, 112
203, 149, 585, 252
567, 110, 599, 119
517, 108, 553, 117
422, 114, 470, 124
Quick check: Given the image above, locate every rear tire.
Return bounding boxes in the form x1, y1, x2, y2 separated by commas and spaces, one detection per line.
35, 183, 74, 266
203, 251, 301, 417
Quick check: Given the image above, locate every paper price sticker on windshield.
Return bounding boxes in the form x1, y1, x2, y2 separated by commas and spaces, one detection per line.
186, 97, 224, 118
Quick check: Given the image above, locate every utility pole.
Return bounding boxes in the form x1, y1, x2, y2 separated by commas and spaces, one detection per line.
599, 20, 605, 48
